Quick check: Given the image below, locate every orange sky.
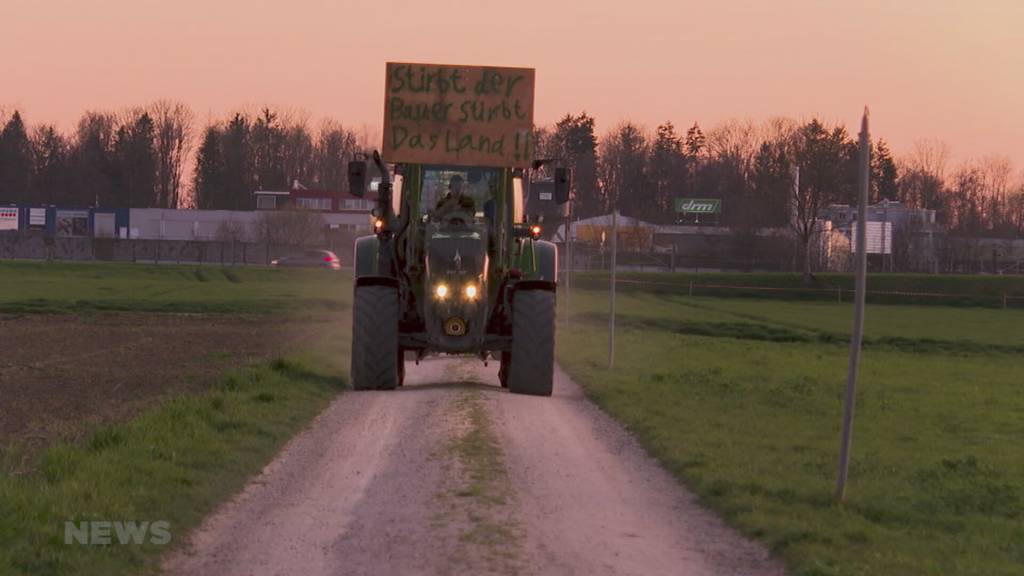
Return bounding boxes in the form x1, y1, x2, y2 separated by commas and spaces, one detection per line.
3, 0, 1023, 168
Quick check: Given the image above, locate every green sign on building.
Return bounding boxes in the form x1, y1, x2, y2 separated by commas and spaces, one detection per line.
674, 198, 721, 214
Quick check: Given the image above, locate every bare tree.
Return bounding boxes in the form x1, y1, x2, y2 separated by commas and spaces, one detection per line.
979, 155, 1014, 233
948, 164, 985, 233
944, 157, 1020, 236
896, 138, 952, 220
705, 119, 759, 166
355, 123, 381, 153
761, 116, 799, 145
150, 100, 194, 208
1008, 183, 1024, 235
908, 139, 950, 183
314, 120, 358, 191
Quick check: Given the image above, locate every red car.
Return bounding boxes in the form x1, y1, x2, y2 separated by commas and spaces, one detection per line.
271, 250, 341, 270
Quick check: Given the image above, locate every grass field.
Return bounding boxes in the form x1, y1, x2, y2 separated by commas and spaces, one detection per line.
0, 260, 347, 314
4, 261, 1023, 574
0, 261, 352, 575
557, 278, 1024, 575
570, 271, 1024, 308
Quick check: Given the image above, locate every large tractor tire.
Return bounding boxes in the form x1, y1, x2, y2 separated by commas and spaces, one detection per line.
351, 285, 400, 391
507, 289, 555, 396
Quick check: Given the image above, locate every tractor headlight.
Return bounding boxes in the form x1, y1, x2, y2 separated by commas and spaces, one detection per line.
435, 284, 449, 299
464, 284, 478, 299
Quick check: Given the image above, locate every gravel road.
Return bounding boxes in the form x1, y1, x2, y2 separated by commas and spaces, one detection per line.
163, 358, 785, 576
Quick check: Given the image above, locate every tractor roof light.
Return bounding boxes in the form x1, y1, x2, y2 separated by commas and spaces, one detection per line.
464, 284, 478, 299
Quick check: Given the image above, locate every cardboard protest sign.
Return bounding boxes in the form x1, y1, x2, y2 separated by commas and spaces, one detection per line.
383, 62, 535, 168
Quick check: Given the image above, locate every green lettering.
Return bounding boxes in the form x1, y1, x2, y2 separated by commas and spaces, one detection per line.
505, 74, 523, 97
391, 126, 409, 149
389, 65, 407, 92
451, 69, 466, 93
514, 100, 527, 120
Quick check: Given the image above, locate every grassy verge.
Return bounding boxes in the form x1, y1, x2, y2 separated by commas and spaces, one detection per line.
557, 287, 1024, 575
0, 351, 346, 575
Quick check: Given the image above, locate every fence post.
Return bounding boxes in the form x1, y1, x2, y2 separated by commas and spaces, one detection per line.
688, 281, 693, 297
838, 286, 842, 303
608, 209, 618, 370
1004, 293, 1008, 309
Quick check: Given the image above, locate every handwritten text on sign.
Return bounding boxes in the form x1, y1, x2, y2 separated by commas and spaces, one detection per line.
383, 63, 535, 168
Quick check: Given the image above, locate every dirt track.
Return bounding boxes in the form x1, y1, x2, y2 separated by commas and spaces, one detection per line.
164, 359, 785, 576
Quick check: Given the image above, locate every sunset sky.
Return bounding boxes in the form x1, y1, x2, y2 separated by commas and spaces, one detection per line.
3, 0, 1023, 168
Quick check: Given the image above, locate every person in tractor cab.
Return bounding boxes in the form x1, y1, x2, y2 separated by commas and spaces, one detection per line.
434, 174, 476, 220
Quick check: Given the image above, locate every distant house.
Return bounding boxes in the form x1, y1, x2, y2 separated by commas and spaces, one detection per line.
552, 213, 659, 251
820, 199, 936, 231
254, 180, 376, 213
820, 200, 941, 271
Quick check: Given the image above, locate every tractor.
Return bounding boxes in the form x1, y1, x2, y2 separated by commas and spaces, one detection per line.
346, 151, 570, 395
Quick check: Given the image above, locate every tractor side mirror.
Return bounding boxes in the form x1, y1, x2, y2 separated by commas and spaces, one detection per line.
348, 160, 367, 198
553, 167, 571, 205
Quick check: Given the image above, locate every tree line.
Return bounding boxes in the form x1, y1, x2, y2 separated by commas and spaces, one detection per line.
1, 104, 1022, 240
536, 113, 1024, 238
0, 104, 364, 211
193, 109, 361, 210
0, 102, 193, 209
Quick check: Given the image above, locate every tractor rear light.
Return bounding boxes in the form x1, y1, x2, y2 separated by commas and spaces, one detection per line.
464, 284, 478, 299
434, 284, 449, 299
323, 256, 333, 262
373, 218, 384, 232
530, 225, 541, 238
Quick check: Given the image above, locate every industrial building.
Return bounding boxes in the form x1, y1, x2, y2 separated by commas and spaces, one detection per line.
0, 183, 377, 264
